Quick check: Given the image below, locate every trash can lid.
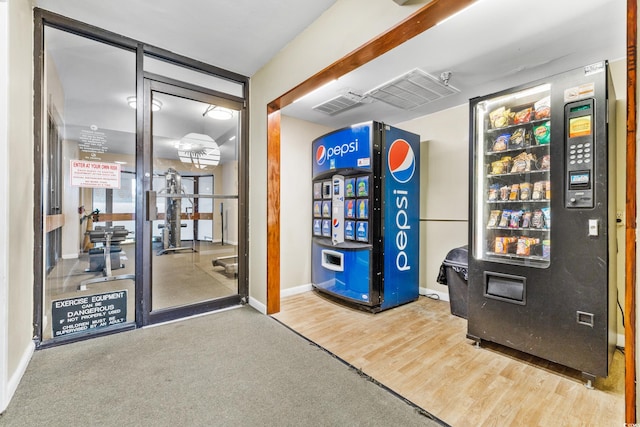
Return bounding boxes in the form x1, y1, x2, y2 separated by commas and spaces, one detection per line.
443, 245, 468, 267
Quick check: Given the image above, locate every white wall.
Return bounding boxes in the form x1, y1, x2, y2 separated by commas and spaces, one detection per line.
0, 0, 8, 413
280, 115, 331, 292
3, 0, 35, 414
249, 0, 426, 310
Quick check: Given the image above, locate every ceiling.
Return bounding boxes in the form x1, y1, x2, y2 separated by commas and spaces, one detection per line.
283, 0, 627, 129
35, 0, 339, 77
36, 0, 627, 136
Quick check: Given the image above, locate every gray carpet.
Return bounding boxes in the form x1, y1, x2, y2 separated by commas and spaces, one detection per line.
0, 306, 443, 426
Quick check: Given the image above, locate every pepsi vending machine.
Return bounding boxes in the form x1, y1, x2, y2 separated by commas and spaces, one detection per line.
311, 121, 420, 312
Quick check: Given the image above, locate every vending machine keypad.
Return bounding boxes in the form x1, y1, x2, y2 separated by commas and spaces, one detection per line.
565, 99, 595, 208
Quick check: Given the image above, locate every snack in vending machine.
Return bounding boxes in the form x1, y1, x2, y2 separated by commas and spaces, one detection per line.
487, 210, 501, 227
520, 182, 531, 200
534, 96, 551, 120
498, 210, 512, 228
509, 183, 520, 201
492, 134, 509, 151
514, 107, 532, 124
533, 121, 551, 145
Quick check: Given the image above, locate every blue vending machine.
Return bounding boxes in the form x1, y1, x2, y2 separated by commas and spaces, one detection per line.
311, 121, 420, 312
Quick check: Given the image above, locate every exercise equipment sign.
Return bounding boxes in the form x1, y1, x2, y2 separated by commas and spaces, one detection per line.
51, 290, 127, 337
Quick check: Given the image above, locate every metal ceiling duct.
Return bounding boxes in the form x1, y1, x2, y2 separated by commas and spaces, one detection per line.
365, 68, 460, 110
312, 94, 362, 115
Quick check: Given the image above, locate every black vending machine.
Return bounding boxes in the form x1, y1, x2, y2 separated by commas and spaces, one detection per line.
467, 61, 617, 384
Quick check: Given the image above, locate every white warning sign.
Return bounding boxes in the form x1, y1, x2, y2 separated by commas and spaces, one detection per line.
70, 160, 121, 189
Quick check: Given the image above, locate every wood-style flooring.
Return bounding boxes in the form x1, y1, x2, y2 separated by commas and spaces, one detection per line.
273, 291, 624, 427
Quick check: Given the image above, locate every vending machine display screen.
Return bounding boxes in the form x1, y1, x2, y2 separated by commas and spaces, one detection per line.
569, 115, 592, 138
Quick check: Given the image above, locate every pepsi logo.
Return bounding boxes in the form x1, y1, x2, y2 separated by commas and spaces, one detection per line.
332, 218, 340, 228
316, 145, 327, 165
388, 139, 415, 183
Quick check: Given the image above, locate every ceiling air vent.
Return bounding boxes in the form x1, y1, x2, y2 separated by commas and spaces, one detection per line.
366, 68, 459, 110
312, 94, 362, 115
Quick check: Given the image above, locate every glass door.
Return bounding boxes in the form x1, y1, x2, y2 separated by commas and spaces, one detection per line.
40, 26, 137, 342
143, 80, 242, 323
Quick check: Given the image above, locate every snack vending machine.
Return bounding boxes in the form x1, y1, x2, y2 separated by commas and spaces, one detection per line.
311, 121, 420, 312
467, 61, 617, 382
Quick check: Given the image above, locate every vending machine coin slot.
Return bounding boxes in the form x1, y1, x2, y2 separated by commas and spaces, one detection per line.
565, 99, 595, 208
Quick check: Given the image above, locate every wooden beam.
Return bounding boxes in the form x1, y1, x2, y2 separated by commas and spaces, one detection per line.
626, 0, 637, 423
267, 110, 281, 314
268, 0, 476, 111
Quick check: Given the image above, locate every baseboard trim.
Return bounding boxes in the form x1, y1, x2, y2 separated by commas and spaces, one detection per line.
1, 340, 34, 414
277, 284, 445, 301
281, 283, 313, 298
248, 296, 266, 314
61, 253, 78, 260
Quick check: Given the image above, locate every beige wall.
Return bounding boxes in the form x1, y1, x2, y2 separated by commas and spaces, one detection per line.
280, 115, 331, 291
610, 59, 627, 346
0, 0, 8, 412
397, 104, 469, 297
248, 0, 426, 310
6, 0, 35, 409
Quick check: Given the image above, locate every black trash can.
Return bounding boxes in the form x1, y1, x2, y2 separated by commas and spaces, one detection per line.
436, 245, 468, 319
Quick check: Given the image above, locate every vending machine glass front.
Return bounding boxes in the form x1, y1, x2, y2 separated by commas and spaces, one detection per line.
472, 84, 551, 268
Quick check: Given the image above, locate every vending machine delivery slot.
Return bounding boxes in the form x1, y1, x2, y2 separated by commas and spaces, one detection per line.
322, 249, 344, 272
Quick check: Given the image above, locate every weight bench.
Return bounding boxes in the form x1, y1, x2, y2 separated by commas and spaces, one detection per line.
78, 226, 135, 291
212, 255, 238, 277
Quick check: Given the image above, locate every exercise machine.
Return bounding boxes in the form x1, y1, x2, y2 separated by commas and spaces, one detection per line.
157, 168, 196, 255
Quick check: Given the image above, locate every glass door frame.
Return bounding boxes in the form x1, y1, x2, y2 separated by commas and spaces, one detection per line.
33, 9, 250, 345
139, 77, 248, 326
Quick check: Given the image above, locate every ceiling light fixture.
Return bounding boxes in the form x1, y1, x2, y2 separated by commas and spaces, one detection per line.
203, 105, 234, 120
126, 96, 162, 112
